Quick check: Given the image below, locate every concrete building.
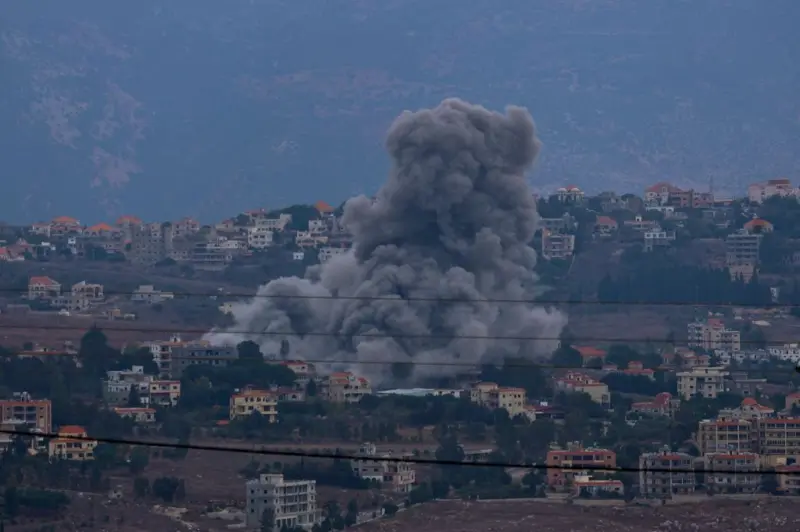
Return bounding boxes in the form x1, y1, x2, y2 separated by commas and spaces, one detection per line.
169, 342, 238, 378
677, 366, 730, 400
245, 473, 321, 530
687, 319, 741, 352
629, 392, 680, 418
229, 389, 278, 422
467, 382, 527, 416
0, 393, 52, 433
103, 366, 153, 406
48, 425, 97, 461
541, 230, 575, 260
704, 452, 760, 493
553, 372, 611, 407
747, 178, 795, 204
321, 372, 372, 404
696, 418, 754, 455
725, 230, 762, 280
638, 451, 695, 498
27, 276, 61, 300
112, 407, 156, 424
545, 444, 616, 491
752, 417, 800, 467
351, 443, 416, 493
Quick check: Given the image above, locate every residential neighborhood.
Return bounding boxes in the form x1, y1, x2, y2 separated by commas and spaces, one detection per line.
3, 178, 800, 530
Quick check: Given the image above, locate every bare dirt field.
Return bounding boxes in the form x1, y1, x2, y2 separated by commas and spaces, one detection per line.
565, 307, 694, 345
359, 498, 799, 532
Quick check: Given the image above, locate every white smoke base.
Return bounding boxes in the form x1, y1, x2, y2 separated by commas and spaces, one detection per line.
204, 98, 568, 387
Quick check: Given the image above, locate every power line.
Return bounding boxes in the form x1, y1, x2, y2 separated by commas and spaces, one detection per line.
0, 322, 793, 347
1, 286, 794, 308
0, 428, 791, 476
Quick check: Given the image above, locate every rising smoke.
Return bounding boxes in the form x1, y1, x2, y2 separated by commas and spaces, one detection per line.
205, 98, 567, 386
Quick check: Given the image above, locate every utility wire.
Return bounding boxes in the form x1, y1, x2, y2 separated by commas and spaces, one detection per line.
0, 322, 793, 347
0, 428, 791, 476
1, 286, 794, 308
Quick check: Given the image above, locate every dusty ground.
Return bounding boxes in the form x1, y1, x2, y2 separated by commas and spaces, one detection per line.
359, 498, 800, 532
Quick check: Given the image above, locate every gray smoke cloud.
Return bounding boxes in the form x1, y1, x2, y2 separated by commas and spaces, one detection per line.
205, 98, 567, 386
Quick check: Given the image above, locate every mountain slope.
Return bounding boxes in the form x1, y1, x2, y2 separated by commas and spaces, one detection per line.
2, 0, 799, 222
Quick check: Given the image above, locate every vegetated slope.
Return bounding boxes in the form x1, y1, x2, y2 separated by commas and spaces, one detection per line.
2, 0, 798, 222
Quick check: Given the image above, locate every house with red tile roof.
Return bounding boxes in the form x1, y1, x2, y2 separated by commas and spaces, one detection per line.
743, 218, 774, 234
27, 276, 61, 300
574, 346, 607, 366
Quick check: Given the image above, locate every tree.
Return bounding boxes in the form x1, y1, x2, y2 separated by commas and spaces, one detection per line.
552, 345, 582, 368
133, 477, 150, 498
261, 507, 276, 532
152, 477, 180, 503
129, 447, 150, 475
128, 386, 142, 407
306, 379, 318, 397
4, 487, 19, 518
238, 341, 263, 364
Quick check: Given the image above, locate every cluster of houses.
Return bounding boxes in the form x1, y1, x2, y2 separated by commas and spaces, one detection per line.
537, 179, 795, 282
0, 201, 353, 271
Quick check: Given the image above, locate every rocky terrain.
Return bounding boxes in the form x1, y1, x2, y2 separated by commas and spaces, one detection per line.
2, 0, 799, 222
360, 498, 800, 532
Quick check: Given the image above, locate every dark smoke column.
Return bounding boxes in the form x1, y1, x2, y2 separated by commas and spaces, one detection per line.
206, 98, 566, 385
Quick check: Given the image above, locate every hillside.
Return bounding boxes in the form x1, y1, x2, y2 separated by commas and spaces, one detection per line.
2, 0, 799, 222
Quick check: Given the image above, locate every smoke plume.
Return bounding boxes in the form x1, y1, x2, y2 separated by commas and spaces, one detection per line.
205, 98, 567, 386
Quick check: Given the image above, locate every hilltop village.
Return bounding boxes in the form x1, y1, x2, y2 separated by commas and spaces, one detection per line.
2, 178, 800, 529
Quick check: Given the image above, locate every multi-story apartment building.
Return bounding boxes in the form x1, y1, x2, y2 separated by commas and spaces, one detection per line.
752, 417, 800, 467
696, 418, 754, 455
643, 226, 676, 252
545, 444, 616, 491
677, 366, 730, 400
279, 361, 317, 386
704, 452, 760, 493
141, 333, 184, 376
553, 372, 611, 407
148, 380, 182, 407
467, 382, 527, 416
103, 366, 153, 406
638, 451, 695, 498
229, 389, 278, 422
768, 344, 800, 364
130, 222, 172, 265
245, 473, 321, 530
0, 393, 52, 433
747, 178, 795, 204
48, 425, 97, 461
318, 245, 349, 264
103, 366, 181, 407
321, 372, 372, 404
775, 464, 800, 494
725, 230, 762, 280
687, 319, 741, 352
350, 443, 416, 493
541, 230, 575, 260
169, 342, 238, 378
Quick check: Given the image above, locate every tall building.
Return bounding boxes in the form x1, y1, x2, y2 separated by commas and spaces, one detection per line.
704, 452, 760, 493
467, 382, 527, 416
696, 418, 754, 455
638, 451, 695, 498
677, 366, 730, 400
169, 342, 238, 378
687, 319, 741, 352
245, 474, 321, 530
545, 444, 616, 491
321, 372, 372, 404
0, 392, 52, 433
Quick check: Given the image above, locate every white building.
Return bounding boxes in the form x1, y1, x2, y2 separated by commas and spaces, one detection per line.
768, 344, 800, 364
248, 227, 274, 249
688, 319, 741, 352
131, 285, 174, 305
245, 474, 321, 530
677, 366, 730, 400
643, 226, 676, 252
